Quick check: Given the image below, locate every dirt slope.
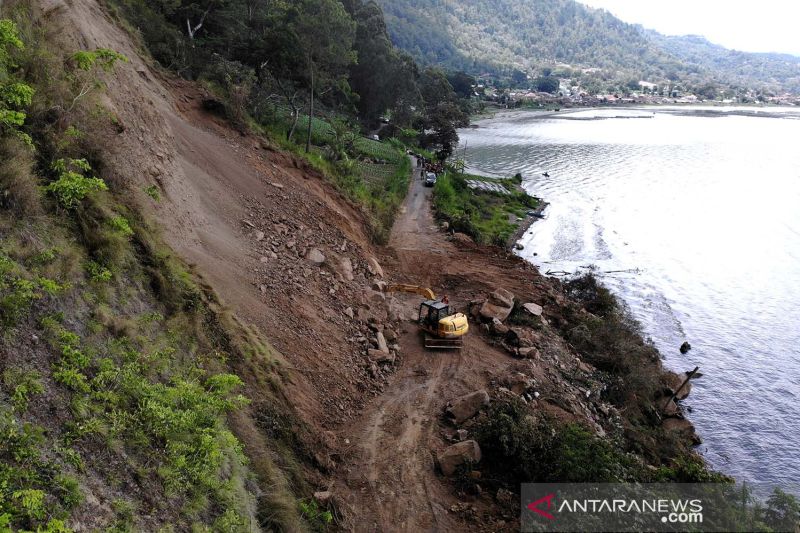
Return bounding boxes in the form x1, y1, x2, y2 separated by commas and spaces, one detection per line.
34, 3, 685, 532
38, 0, 396, 433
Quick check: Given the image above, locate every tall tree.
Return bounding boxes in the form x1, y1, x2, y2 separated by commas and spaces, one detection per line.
285, 0, 356, 152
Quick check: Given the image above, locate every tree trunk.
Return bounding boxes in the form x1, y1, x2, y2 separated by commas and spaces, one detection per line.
287, 106, 300, 142
305, 61, 315, 154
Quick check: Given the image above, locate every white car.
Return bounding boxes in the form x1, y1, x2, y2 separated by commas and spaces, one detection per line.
425, 173, 437, 186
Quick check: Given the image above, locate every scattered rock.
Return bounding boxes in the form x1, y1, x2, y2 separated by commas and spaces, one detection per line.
522, 302, 543, 316
489, 288, 515, 308
339, 257, 355, 281
242, 219, 256, 228
255, 231, 265, 241
479, 288, 515, 322
456, 429, 468, 441
680, 341, 692, 354
383, 328, 398, 343
368, 349, 395, 364
367, 257, 384, 278
517, 347, 540, 359
438, 440, 482, 476
376, 331, 389, 353
371, 279, 387, 292
452, 232, 473, 244
496, 488, 514, 506
447, 390, 490, 424
491, 319, 509, 336
306, 248, 326, 265
505, 372, 532, 395
313, 491, 332, 504
270, 182, 284, 189
344, 307, 354, 319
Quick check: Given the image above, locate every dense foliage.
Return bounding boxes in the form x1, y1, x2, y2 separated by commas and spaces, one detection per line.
108, 0, 468, 146
376, 0, 800, 95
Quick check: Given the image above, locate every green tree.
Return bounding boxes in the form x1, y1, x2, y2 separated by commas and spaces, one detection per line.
535, 75, 559, 94
0, 19, 34, 144
286, 0, 356, 152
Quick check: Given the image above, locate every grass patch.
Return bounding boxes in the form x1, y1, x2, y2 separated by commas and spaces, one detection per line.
433, 170, 538, 246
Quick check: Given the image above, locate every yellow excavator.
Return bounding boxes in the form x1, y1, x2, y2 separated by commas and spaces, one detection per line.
386, 284, 469, 349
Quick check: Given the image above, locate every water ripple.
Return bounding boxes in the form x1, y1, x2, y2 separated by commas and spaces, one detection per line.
460, 109, 800, 489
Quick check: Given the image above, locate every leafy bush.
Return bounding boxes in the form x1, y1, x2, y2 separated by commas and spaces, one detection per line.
298, 499, 333, 530
85, 260, 112, 283
45, 159, 108, 209
2, 369, 43, 412
0, 412, 79, 531
143, 185, 160, 201
0, 19, 34, 145
564, 273, 617, 317
474, 398, 642, 484
108, 216, 133, 237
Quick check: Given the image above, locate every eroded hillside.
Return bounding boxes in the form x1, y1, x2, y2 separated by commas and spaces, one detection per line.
1, 1, 716, 531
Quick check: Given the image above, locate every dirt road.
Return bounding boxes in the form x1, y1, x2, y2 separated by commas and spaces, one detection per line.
335, 160, 526, 532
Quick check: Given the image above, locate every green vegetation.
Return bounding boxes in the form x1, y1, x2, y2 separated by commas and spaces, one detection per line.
433, 171, 538, 246
45, 159, 108, 209
0, 9, 306, 531
376, 0, 800, 95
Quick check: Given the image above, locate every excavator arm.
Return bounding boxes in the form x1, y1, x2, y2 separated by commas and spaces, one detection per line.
386, 284, 436, 300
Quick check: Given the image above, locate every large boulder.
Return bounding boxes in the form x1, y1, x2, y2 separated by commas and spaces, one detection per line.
479, 288, 515, 322
479, 301, 513, 322
447, 390, 490, 424
339, 257, 355, 282
438, 440, 482, 476
367, 257, 384, 278
522, 302, 543, 316
306, 248, 326, 265
368, 349, 395, 364
489, 288, 514, 308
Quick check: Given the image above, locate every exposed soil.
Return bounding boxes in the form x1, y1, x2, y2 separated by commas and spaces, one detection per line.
38, 2, 698, 531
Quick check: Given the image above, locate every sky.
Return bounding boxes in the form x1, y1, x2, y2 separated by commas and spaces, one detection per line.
579, 0, 800, 56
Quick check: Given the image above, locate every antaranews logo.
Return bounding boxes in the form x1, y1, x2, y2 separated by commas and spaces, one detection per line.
521, 483, 723, 532
528, 494, 556, 520
527, 493, 556, 520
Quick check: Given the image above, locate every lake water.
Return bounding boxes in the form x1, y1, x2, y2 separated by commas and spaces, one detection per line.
459, 107, 800, 490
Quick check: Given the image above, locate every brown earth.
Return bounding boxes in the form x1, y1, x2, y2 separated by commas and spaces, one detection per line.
37, 2, 696, 531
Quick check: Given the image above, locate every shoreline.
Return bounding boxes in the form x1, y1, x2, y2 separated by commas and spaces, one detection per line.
468, 103, 800, 126
506, 197, 549, 250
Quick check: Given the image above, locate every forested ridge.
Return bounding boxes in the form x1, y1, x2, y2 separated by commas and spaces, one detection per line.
376, 0, 800, 94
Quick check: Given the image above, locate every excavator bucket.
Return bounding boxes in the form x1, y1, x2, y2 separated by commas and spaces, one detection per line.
424, 334, 463, 350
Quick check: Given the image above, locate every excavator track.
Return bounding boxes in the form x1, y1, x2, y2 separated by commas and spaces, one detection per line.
424, 334, 463, 350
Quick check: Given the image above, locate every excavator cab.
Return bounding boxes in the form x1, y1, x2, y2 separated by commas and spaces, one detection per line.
418, 299, 469, 349
419, 300, 451, 328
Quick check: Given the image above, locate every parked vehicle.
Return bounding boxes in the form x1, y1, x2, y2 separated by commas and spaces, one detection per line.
425, 172, 437, 187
